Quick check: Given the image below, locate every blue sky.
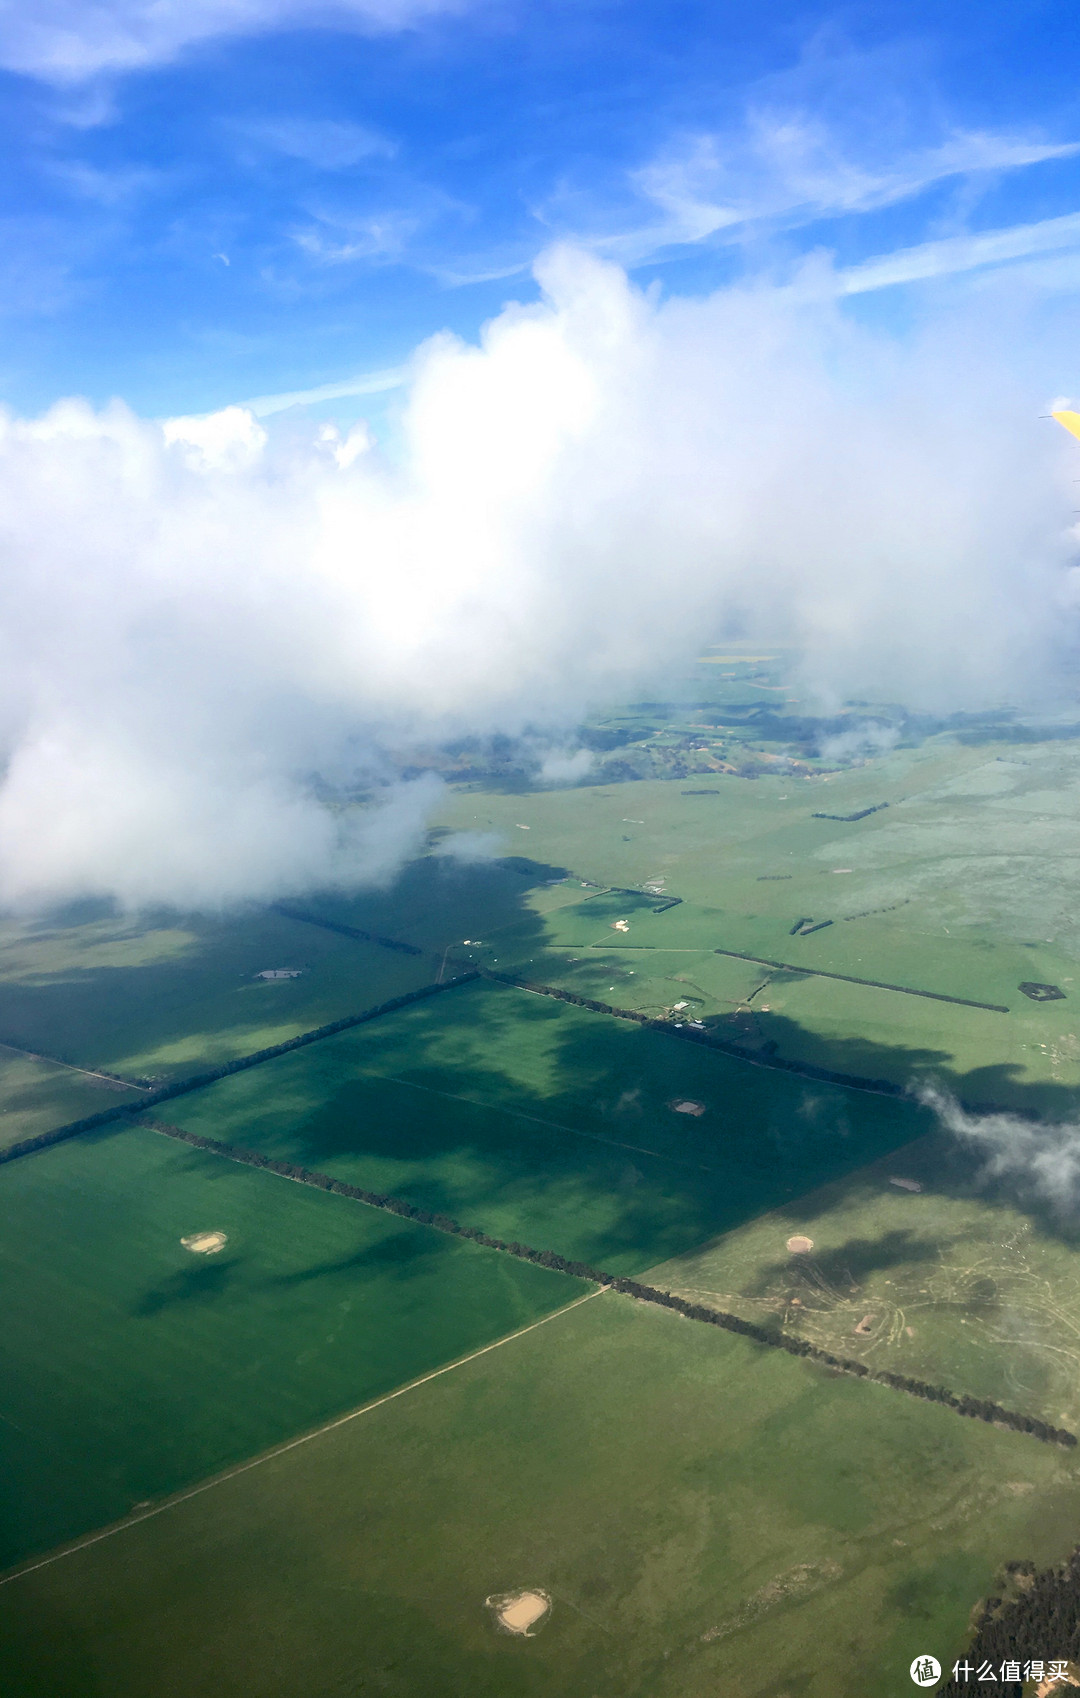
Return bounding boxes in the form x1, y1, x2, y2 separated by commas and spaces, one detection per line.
2, 0, 1080, 416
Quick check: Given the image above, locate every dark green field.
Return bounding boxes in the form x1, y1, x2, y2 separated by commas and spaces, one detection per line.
148, 975, 930, 1274
0, 905, 437, 1086
0, 1125, 584, 1569
3, 1293, 1078, 1698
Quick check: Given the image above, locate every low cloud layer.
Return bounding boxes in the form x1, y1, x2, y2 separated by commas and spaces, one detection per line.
0, 244, 1077, 909
923, 1087, 1080, 1219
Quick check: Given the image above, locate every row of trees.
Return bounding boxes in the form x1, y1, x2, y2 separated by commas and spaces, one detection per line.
811, 803, 889, 822
0, 970, 479, 1168
146, 1116, 1077, 1452
479, 968, 901, 1097
273, 902, 425, 957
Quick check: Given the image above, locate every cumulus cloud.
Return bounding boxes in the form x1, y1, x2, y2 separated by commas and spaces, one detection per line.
0, 243, 1075, 910
0, 0, 475, 85
922, 1087, 1080, 1219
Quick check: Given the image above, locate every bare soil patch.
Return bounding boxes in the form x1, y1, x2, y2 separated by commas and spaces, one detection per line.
181, 1232, 228, 1254
485, 1589, 552, 1637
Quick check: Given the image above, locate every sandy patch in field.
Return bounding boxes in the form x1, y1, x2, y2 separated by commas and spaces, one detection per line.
181, 1231, 228, 1254
486, 1589, 551, 1636
786, 1235, 814, 1254
669, 1098, 706, 1116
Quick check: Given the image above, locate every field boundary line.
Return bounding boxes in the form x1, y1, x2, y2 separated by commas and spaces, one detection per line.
0, 972, 479, 1168
481, 971, 1033, 1114
480, 969, 904, 1098
370, 1072, 719, 1172
273, 903, 425, 958
141, 1121, 1078, 1453
0, 1289, 604, 1590
713, 949, 1010, 1013
0, 1040, 148, 1091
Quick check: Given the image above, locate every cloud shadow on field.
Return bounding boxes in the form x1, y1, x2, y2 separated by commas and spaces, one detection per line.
739, 1228, 948, 1298
46, 841, 1080, 1278
132, 1257, 242, 1317
265, 1223, 449, 1289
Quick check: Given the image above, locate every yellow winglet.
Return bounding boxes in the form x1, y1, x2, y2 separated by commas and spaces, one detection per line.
1052, 409, 1080, 442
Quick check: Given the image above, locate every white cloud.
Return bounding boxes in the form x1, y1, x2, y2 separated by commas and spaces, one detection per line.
923, 1087, 1080, 1219
816, 724, 899, 765
432, 829, 503, 861
235, 117, 396, 171
162, 403, 268, 470
0, 0, 477, 85
538, 748, 594, 785
0, 245, 1075, 910
836, 210, 1080, 296
240, 367, 407, 419
553, 108, 1080, 270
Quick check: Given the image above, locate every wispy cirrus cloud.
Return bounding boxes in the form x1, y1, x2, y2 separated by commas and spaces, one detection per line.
0, 0, 482, 85
232, 116, 397, 172
835, 208, 1080, 295
562, 116, 1080, 268
240, 365, 407, 416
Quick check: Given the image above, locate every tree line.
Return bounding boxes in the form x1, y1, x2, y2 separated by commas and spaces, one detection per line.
273, 903, 425, 957
479, 968, 903, 1097
937, 1550, 1080, 1695
0, 971, 479, 1168
145, 1116, 1077, 1452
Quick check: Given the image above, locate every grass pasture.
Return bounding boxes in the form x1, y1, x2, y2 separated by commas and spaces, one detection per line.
430, 736, 1080, 1110
0, 904, 439, 1085
0, 1124, 584, 1569
0, 1044, 141, 1150
647, 1130, 1080, 1432
3, 1292, 1078, 1698
147, 976, 933, 1275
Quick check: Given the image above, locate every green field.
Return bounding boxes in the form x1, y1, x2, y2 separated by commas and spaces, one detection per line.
3, 1293, 1078, 1698
7, 700, 1080, 1692
0, 1044, 141, 1150
423, 735, 1080, 1112
0, 1125, 584, 1568
0, 904, 438, 1087
646, 1127, 1080, 1432
146, 976, 930, 1274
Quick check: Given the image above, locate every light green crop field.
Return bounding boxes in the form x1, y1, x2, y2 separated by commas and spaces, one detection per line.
0, 1045, 141, 1150
0, 1125, 584, 1569
149, 975, 929, 1274
2, 1293, 1078, 1698
421, 738, 1080, 1112
0, 905, 437, 1084
647, 1128, 1080, 1432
